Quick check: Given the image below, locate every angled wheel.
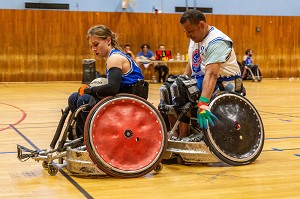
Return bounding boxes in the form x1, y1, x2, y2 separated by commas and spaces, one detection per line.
204, 92, 264, 166
257, 68, 262, 82
84, 94, 168, 178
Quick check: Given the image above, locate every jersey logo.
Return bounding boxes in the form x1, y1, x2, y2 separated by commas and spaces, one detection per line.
192, 49, 201, 73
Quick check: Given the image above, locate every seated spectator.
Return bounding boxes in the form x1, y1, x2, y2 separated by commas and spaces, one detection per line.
136, 44, 157, 83
155, 44, 169, 83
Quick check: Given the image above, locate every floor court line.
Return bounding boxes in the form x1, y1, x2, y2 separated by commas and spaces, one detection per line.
265, 136, 300, 140
259, 110, 300, 118
10, 124, 94, 199
0, 102, 27, 132
10, 125, 40, 151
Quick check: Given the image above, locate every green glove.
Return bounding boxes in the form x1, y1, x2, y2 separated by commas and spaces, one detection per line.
197, 97, 218, 129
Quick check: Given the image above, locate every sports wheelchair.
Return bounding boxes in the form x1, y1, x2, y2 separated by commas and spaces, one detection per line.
17, 92, 167, 178
239, 61, 262, 82
158, 75, 264, 165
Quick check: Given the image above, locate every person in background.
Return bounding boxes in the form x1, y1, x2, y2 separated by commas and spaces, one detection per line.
136, 44, 157, 83
155, 44, 169, 83
242, 49, 259, 79
123, 44, 136, 62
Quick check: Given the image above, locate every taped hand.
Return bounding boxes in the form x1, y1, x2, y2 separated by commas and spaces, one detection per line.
197, 97, 218, 129
78, 84, 90, 96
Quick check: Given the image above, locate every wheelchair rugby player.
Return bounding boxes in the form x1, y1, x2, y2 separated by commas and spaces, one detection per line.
17, 25, 167, 178
158, 9, 264, 166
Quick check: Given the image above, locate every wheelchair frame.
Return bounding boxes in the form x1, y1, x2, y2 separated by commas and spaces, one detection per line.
159, 86, 265, 166
17, 105, 86, 176
17, 94, 167, 177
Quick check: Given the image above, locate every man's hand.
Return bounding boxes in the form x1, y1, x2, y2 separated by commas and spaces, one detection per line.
197, 97, 218, 129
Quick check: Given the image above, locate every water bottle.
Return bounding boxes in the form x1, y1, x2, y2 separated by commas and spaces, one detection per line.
176, 53, 180, 61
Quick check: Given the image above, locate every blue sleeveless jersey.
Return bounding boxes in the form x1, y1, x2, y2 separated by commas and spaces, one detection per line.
106, 48, 144, 88
245, 56, 253, 66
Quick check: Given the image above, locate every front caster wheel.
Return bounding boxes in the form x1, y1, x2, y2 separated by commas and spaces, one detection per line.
48, 165, 59, 176
154, 163, 163, 173
42, 161, 48, 169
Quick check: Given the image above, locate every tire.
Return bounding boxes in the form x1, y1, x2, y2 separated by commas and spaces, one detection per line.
204, 92, 264, 166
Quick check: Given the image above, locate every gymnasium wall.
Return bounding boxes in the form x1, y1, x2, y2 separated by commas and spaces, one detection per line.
0, 9, 299, 82
1, 0, 300, 16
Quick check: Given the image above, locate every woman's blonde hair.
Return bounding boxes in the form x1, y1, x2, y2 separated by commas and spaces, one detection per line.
87, 25, 122, 51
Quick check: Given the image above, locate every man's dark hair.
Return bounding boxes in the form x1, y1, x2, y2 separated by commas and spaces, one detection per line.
180, 9, 206, 25
245, 49, 252, 55
141, 44, 150, 49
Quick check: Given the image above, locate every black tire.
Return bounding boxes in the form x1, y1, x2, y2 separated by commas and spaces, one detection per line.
257, 68, 262, 82
203, 92, 264, 166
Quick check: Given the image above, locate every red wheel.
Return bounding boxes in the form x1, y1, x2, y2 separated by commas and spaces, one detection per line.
84, 94, 167, 178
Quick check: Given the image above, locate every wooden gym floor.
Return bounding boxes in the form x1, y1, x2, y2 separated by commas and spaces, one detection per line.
1, 78, 300, 199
